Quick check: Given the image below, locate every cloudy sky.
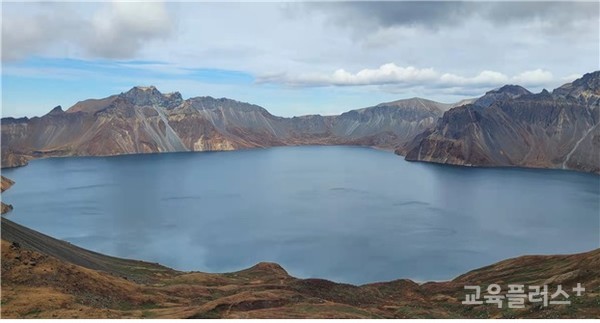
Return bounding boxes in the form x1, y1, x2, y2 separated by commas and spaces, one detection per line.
2, 1, 598, 117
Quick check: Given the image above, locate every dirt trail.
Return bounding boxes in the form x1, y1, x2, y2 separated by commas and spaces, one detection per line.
1, 218, 175, 283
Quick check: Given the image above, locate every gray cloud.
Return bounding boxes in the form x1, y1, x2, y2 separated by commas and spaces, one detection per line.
305, 1, 476, 30
304, 1, 599, 32
2, 2, 174, 61
1, 3, 78, 61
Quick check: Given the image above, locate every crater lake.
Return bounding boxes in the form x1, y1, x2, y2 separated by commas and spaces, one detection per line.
2, 146, 599, 284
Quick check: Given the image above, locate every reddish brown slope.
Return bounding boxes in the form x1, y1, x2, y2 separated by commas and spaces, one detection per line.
1, 216, 598, 319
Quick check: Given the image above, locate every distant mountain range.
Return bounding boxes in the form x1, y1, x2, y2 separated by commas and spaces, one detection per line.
2, 71, 599, 174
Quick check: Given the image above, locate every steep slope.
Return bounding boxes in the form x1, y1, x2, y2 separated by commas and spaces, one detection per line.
332, 98, 443, 151
405, 72, 600, 173
1, 89, 445, 167
66, 95, 118, 114
1, 217, 598, 318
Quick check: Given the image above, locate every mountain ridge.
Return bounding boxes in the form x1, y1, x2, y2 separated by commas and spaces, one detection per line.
1, 88, 450, 168
2, 71, 599, 174
404, 71, 600, 174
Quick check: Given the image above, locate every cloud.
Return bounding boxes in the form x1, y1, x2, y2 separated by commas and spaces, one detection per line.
84, 2, 173, 59
1, 2, 174, 61
258, 64, 438, 86
511, 69, 554, 87
439, 71, 510, 88
1, 3, 77, 61
2, 2, 598, 116
305, 2, 476, 31
303, 1, 599, 33
257, 63, 559, 92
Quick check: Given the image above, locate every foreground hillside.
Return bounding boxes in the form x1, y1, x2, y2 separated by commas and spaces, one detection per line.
1, 217, 598, 319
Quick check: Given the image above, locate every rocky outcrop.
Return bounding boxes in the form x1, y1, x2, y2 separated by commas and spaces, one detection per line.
405, 72, 600, 174
1, 175, 13, 193
1, 90, 446, 168
1, 175, 14, 214
553, 71, 600, 107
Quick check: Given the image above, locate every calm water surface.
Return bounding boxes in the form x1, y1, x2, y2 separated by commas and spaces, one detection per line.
2, 146, 599, 284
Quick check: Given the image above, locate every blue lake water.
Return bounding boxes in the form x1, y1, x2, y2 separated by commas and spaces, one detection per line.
2, 146, 599, 284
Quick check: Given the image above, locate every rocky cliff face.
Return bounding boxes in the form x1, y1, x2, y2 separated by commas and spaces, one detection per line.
405, 71, 600, 174
1, 89, 445, 168
553, 71, 600, 107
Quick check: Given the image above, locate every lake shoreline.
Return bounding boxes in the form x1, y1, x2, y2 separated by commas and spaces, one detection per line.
3, 143, 599, 176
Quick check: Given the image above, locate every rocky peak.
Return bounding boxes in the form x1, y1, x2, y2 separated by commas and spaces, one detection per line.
120, 86, 183, 109
573, 71, 600, 92
553, 71, 600, 107
491, 85, 531, 96
164, 91, 183, 103
535, 89, 553, 99
46, 106, 64, 116
473, 84, 532, 108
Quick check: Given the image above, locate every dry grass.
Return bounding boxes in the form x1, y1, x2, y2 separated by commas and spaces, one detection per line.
1, 208, 599, 319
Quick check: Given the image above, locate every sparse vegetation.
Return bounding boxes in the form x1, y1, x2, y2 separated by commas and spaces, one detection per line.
1, 219, 598, 318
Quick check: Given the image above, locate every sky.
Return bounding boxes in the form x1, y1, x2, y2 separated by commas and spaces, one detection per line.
1, 1, 599, 118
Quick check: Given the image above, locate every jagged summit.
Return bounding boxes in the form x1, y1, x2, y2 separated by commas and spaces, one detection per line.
122, 85, 163, 101
46, 106, 64, 115
121, 86, 183, 109
553, 71, 600, 107
131, 85, 157, 91
539, 88, 552, 97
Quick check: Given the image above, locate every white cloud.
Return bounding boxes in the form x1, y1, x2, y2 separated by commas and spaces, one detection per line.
439, 71, 510, 87
258, 64, 438, 86
258, 64, 559, 92
511, 69, 554, 87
